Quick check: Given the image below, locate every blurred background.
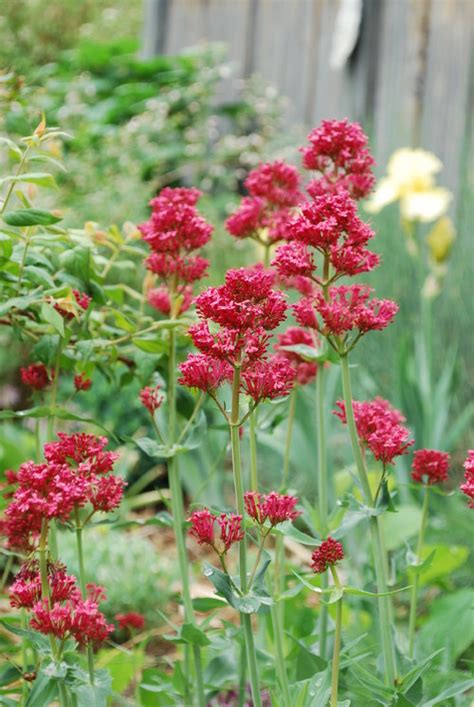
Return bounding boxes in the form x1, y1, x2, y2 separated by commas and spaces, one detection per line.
1, 0, 473, 622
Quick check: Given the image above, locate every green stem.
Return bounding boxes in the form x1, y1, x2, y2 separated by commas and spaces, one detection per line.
282, 388, 296, 490
0, 555, 13, 593
408, 485, 430, 657
316, 368, 329, 658
329, 566, 342, 707
270, 602, 291, 706
339, 353, 396, 685
1, 145, 31, 215
176, 392, 205, 445
249, 410, 259, 492
263, 243, 271, 269
230, 368, 262, 707
21, 609, 29, 704
74, 508, 95, 685
16, 229, 33, 295
167, 327, 205, 707
47, 335, 61, 563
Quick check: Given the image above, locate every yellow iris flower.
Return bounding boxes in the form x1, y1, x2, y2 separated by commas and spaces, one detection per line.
365, 148, 452, 222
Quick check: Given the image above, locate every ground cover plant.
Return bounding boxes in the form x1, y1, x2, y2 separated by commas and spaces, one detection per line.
0, 107, 472, 707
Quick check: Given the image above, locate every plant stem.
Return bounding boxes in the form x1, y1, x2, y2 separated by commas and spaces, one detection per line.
339, 353, 396, 685
249, 409, 259, 492
167, 326, 205, 707
408, 485, 430, 657
21, 609, 29, 704
74, 508, 95, 685
282, 388, 296, 491
316, 368, 330, 659
270, 602, 291, 707
329, 566, 342, 707
176, 392, 205, 445
230, 368, 262, 707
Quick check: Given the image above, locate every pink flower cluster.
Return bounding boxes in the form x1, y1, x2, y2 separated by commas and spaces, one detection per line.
9, 560, 112, 646
1, 434, 123, 551
274, 191, 379, 281
188, 509, 244, 554
226, 161, 302, 244
274, 327, 318, 385
74, 373, 92, 392
179, 267, 296, 401
139, 187, 213, 316
301, 118, 375, 199
293, 285, 398, 341
244, 491, 300, 526
311, 537, 345, 574
334, 397, 413, 465
140, 385, 164, 414
411, 449, 450, 485
115, 612, 145, 631
30, 583, 113, 645
460, 450, 474, 507
20, 363, 51, 390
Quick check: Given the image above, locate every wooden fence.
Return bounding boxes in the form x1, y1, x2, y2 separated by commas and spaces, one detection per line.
142, 0, 473, 200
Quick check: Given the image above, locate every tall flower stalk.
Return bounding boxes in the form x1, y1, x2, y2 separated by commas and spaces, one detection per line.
316, 368, 329, 658
408, 449, 450, 657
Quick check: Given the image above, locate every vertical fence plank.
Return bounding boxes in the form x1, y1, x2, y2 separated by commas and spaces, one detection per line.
419, 0, 472, 201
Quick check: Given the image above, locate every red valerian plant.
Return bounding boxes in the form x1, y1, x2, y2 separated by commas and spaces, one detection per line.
20, 363, 51, 390
115, 612, 146, 632
244, 491, 300, 526
460, 450, 474, 507
301, 118, 375, 199
188, 509, 244, 555
311, 537, 345, 574
226, 161, 302, 255
274, 327, 318, 385
411, 448, 450, 484
139, 186, 213, 316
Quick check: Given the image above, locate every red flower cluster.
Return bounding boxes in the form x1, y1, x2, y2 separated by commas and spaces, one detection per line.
139, 187, 213, 316
180, 267, 295, 402
411, 449, 450, 485
293, 285, 398, 340
244, 491, 300, 526
460, 450, 474, 507
334, 397, 413, 465
74, 373, 92, 391
274, 327, 318, 385
147, 285, 194, 316
188, 509, 244, 554
311, 537, 345, 574
115, 612, 145, 631
9, 561, 77, 609
226, 161, 302, 243
20, 363, 51, 390
140, 385, 164, 414
301, 119, 375, 200
1, 434, 123, 551
273, 191, 379, 281
30, 583, 113, 645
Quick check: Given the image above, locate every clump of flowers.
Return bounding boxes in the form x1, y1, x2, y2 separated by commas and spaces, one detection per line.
115, 612, 145, 632
74, 373, 92, 392
54, 290, 91, 319
179, 266, 295, 404
411, 449, 450, 485
334, 397, 413, 465
188, 509, 244, 555
139, 187, 213, 316
9, 561, 77, 609
226, 161, 302, 245
460, 450, 474, 507
30, 583, 113, 645
311, 537, 345, 574
244, 491, 300, 527
1, 433, 123, 551
301, 119, 375, 199
140, 384, 164, 414
20, 363, 51, 390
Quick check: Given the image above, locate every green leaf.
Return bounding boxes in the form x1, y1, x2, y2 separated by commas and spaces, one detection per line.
0, 664, 22, 687
418, 588, 474, 663
192, 597, 226, 612
202, 562, 272, 614
25, 265, 55, 288
69, 668, 112, 707
0, 292, 41, 317
409, 544, 469, 585
382, 505, 422, 550
0, 233, 13, 259
25, 669, 58, 707
3, 209, 62, 227
423, 679, 474, 706
275, 520, 320, 546
132, 338, 166, 353
41, 302, 64, 336
397, 649, 444, 694
343, 585, 410, 598
180, 623, 211, 647
1, 173, 57, 189
59, 246, 91, 283
0, 406, 115, 438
